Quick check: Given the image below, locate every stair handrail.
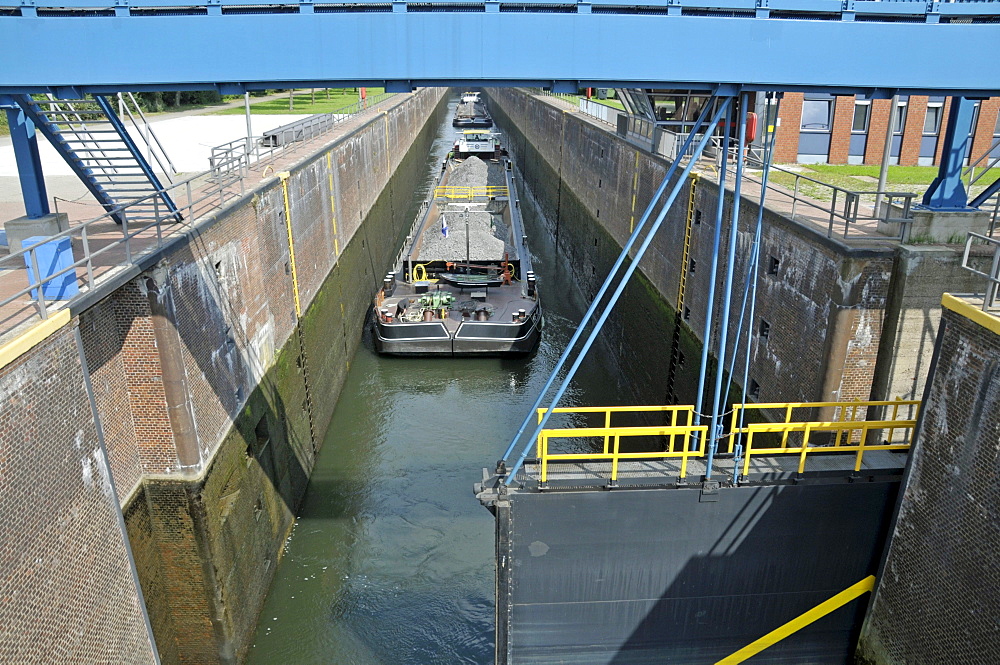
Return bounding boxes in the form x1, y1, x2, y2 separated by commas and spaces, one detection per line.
43, 95, 121, 175
118, 92, 178, 183
963, 135, 1000, 187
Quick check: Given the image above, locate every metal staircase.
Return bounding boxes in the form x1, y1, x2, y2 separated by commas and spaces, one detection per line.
967, 135, 1000, 210
13, 93, 180, 225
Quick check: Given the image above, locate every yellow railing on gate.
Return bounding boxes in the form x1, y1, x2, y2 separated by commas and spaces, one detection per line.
530, 400, 921, 482
535, 406, 705, 482
728, 398, 920, 452
434, 185, 509, 200
738, 418, 917, 477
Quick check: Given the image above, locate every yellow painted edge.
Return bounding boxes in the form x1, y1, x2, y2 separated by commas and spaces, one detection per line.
715, 576, 875, 665
0, 308, 72, 372
942, 293, 1000, 336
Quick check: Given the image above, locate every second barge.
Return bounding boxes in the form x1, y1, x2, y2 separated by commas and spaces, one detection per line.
373, 130, 541, 356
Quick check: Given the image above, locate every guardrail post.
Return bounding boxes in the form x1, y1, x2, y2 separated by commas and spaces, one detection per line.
122, 212, 132, 264
81, 225, 94, 289
829, 188, 838, 237
28, 245, 48, 319
791, 175, 799, 219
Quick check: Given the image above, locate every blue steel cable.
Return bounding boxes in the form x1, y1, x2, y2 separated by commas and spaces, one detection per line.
726, 94, 781, 398
500, 94, 722, 463
732, 94, 782, 485
693, 103, 733, 448
504, 98, 734, 486
706, 92, 749, 480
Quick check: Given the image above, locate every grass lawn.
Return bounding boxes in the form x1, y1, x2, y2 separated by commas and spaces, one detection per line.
767, 162, 1000, 203
211, 88, 386, 116
0, 112, 7, 137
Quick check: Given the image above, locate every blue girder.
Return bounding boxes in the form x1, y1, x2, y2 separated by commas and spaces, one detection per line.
2, 2, 1000, 95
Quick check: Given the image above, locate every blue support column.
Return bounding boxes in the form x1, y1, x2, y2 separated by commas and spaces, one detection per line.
4, 106, 50, 218
921, 96, 976, 210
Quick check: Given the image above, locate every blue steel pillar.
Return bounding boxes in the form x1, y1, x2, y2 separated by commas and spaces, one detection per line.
3, 104, 50, 218
921, 96, 976, 210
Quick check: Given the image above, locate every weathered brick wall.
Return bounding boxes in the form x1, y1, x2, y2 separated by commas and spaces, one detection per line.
488, 87, 895, 408
857, 301, 1000, 664
0, 325, 157, 663
0, 87, 446, 665
773, 91, 803, 164
829, 95, 856, 165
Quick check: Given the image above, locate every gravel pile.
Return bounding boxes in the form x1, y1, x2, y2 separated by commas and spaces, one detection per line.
418, 209, 506, 261
447, 155, 507, 188
448, 156, 489, 188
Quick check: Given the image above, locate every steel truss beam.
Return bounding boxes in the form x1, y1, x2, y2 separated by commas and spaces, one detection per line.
2, 9, 1000, 95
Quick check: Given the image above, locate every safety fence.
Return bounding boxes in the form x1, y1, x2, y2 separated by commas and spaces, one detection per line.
729, 397, 919, 477
434, 185, 509, 200
532, 399, 919, 483
961, 232, 1000, 312
535, 405, 707, 483
533, 89, 918, 242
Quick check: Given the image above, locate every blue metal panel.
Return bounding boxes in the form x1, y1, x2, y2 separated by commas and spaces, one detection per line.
849, 133, 866, 157
797, 132, 831, 158
1, 13, 1000, 93
922, 96, 976, 210
3, 106, 50, 218
919, 134, 937, 159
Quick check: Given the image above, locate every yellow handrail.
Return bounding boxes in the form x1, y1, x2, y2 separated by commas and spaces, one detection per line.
728, 398, 920, 452
715, 576, 876, 664
434, 185, 509, 199
538, 424, 709, 483
740, 418, 917, 476
530, 400, 919, 481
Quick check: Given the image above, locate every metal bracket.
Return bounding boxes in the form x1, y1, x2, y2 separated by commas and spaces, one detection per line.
699, 480, 721, 502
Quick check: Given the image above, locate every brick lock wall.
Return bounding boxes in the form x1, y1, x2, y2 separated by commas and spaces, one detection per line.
0, 326, 156, 663
898, 96, 927, 166
773, 92, 803, 163
828, 95, 857, 165
857, 305, 1000, 664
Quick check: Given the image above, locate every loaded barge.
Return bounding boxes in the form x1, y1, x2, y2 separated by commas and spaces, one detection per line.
452, 91, 493, 128
373, 130, 541, 356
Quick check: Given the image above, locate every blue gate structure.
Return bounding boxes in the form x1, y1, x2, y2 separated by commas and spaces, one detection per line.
2, 1, 1000, 96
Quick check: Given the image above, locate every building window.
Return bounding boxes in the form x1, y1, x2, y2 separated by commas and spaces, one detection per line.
767, 255, 780, 275
683, 306, 691, 321
892, 98, 908, 135
689, 259, 696, 274
924, 104, 944, 135
694, 209, 702, 225
852, 101, 871, 133
801, 99, 832, 131
759, 320, 771, 341
748, 379, 761, 400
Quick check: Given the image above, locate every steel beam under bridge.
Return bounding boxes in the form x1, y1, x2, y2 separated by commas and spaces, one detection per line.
3, 2, 1000, 95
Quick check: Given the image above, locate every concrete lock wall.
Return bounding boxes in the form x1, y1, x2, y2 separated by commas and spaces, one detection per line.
857, 301, 1000, 664
486, 88, 984, 414
0, 87, 447, 664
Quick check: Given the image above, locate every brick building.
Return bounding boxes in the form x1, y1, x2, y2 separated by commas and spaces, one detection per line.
771, 93, 1000, 166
